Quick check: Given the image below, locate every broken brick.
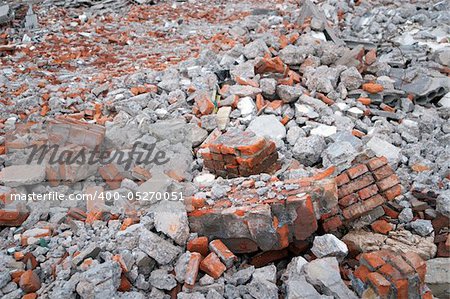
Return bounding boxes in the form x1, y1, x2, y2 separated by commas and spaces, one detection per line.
209, 239, 237, 268
367, 272, 391, 298
371, 219, 393, 234
185, 252, 202, 286
19, 270, 41, 293
199, 252, 226, 279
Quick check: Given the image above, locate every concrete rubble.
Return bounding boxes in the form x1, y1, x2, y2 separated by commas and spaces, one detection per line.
0, 0, 448, 298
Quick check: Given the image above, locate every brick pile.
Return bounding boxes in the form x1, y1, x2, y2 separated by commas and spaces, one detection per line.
322, 156, 403, 232
201, 130, 279, 178
353, 250, 430, 298
187, 168, 338, 253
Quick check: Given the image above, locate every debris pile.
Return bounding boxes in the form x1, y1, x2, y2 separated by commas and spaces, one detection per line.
0, 0, 449, 298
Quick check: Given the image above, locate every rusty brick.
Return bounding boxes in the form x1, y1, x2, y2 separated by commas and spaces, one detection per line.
367, 272, 391, 298
372, 164, 394, 181
367, 156, 388, 171
377, 174, 400, 192
187, 236, 209, 257
199, 252, 226, 279
358, 184, 379, 200
209, 239, 237, 268
347, 164, 369, 179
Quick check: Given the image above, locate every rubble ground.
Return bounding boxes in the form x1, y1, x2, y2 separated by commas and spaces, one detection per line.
0, 0, 449, 298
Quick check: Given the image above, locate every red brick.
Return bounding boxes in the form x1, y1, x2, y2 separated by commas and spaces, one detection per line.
339, 193, 360, 208
402, 252, 426, 282
185, 252, 202, 286
22, 293, 37, 299
322, 216, 343, 232
98, 164, 123, 189
19, 270, 41, 293
250, 249, 289, 267
383, 184, 402, 201
389, 255, 415, 276
338, 173, 375, 198
378, 263, 402, 280
363, 83, 384, 94
187, 237, 209, 257
118, 274, 131, 292
360, 252, 386, 271
354, 265, 370, 283
372, 164, 394, 181
200, 252, 226, 279
367, 272, 391, 298
383, 204, 399, 219
358, 184, 379, 200
393, 279, 408, 298
342, 194, 385, 220
292, 195, 317, 240
209, 239, 236, 268
371, 219, 393, 235
376, 174, 400, 192
0, 209, 29, 226
336, 172, 350, 186
367, 156, 388, 171
347, 164, 369, 179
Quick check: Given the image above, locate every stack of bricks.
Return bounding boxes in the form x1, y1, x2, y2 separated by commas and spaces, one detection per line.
201, 130, 279, 178
352, 250, 430, 298
187, 168, 338, 253
322, 156, 402, 232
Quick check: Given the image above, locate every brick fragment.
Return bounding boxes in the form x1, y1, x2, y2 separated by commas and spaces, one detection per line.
367, 156, 388, 171
118, 274, 132, 292
209, 239, 237, 268
371, 219, 393, 235
0, 209, 29, 226
322, 216, 343, 232
383, 184, 402, 201
187, 236, 209, 257
250, 249, 289, 267
367, 272, 391, 298
19, 270, 41, 293
377, 174, 400, 192
185, 252, 202, 286
23, 293, 37, 299
199, 252, 226, 279
363, 83, 384, 94
347, 164, 369, 179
